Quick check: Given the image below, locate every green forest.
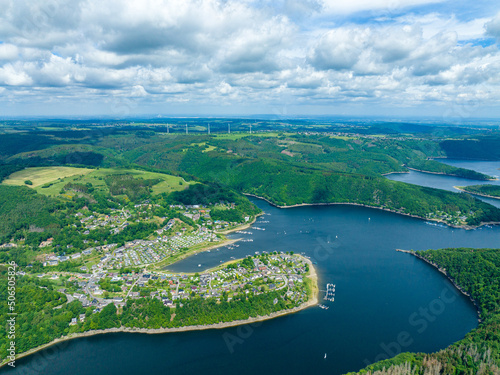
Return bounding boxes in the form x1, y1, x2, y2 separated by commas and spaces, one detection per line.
1, 125, 500, 228
347, 248, 500, 374
458, 185, 500, 199
406, 159, 493, 180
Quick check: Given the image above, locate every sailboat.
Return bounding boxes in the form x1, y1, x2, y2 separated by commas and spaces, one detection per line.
324, 353, 327, 359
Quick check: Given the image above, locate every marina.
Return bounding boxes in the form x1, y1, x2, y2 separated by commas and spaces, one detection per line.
324, 283, 335, 302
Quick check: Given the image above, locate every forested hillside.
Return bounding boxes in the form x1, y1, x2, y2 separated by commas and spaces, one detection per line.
174, 150, 500, 226
440, 137, 500, 160
0, 185, 63, 244
458, 185, 500, 199
2, 127, 500, 229
406, 159, 493, 180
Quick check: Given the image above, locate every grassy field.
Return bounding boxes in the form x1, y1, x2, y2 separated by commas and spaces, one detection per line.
329, 135, 354, 140
214, 132, 282, 140
191, 142, 217, 153
2, 166, 194, 197
2, 167, 95, 188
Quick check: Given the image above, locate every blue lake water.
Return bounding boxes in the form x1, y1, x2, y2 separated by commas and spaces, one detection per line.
4, 161, 500, 375
386, 159, 500, 208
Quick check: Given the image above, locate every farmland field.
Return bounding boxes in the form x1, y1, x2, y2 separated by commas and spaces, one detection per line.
2, 166, 94, 188
2, 166, 193, 197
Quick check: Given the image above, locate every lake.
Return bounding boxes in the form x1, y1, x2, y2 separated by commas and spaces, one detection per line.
386, 159, 500, 208
4, 161, 500, 375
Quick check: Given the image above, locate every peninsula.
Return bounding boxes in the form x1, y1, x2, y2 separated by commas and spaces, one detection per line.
0, 253, 317, 367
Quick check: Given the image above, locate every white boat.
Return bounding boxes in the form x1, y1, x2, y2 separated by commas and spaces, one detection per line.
198, 264, 201, 267
324, 353, 327, 359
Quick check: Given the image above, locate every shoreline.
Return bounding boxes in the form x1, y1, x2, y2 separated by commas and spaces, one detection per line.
152, 214, 262, 271
453, 186, 500, 201
215, 212, 263, 235
405, 166, 497, 181
243, 193, 499, 230
396, 249, 483, 322
3, 255, 318, 368
382, 171, 410, 176
151, 237, 242, 271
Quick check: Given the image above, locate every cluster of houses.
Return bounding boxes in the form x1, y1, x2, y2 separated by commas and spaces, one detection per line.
425, 210, 470, 225
40, 200, 251, 271
118, 253, 307, 307
36, 252, 310, 328
105, 225, 221, 268
77, 208, 132, 235
43, 248, 93, 267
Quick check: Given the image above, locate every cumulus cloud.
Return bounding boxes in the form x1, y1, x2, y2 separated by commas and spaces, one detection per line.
309, 28, 368, 70
321, 0, 445, 15
0, 63, 33, 86
485, 12, 500, 41
0, 0, 500, 116
0, 44, 19, 60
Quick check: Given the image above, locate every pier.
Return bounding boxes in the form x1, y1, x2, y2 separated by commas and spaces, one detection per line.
324, 283, 335, 302
319, 283, 336, 306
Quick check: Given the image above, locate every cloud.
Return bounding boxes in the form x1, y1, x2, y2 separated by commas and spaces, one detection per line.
0, 44, 19, 60
321, 0, 445, 15
216, 17, 293, 73
485, 12, 500, 41
0, 0, 500, 116
373, 26, 421, 63
309, 28, 368, 70
0, 63, 33, 86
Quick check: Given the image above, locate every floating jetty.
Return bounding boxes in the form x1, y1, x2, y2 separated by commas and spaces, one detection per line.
253, 227, 265, 231
425, 221, 447, 228
319, 304, 329, 310
324, 283, 335, 302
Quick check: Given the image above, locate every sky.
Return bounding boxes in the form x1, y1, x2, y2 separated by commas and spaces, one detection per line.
1, 0, 500, 119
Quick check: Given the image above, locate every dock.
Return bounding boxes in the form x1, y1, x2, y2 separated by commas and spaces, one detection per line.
324, 283, 335, 302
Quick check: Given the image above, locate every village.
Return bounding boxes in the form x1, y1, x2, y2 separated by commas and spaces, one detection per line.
32, 252, 311, 326
40, 202, 251, 269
